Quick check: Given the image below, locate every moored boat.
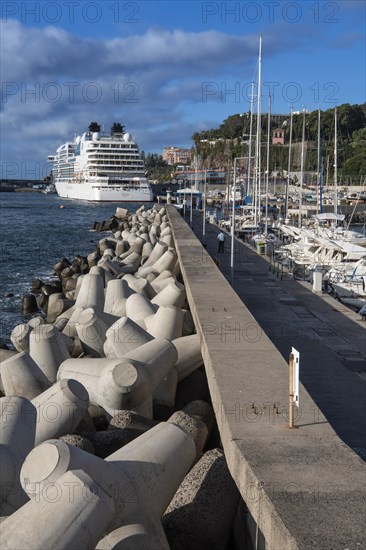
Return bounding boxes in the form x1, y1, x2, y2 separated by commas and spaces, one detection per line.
48, 122, 153, 202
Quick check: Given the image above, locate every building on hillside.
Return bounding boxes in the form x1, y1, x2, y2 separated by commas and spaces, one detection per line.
272, 128, 285, 145
163, 147, 192, 165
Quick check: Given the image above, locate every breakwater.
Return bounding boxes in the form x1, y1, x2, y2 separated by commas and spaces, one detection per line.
0, 204, 242, 549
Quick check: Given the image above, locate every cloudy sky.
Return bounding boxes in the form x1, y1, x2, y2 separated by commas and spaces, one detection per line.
1, 0, 365, 179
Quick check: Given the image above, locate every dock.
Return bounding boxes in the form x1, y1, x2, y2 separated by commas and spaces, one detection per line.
167, 205, 366, 550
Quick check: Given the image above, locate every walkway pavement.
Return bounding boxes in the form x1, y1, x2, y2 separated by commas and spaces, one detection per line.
186, 208, 366, 456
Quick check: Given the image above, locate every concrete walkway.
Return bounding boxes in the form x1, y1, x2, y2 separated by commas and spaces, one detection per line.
188, 208, 366, 455
167, 205, 366, 550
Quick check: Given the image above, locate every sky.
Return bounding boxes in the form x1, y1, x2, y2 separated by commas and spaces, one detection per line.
1, 0, 365, 180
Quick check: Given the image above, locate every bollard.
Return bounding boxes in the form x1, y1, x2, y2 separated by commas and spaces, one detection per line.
313, 270, 323, 293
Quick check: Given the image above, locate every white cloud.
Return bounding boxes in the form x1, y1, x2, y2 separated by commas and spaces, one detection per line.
0, 18, 339, 174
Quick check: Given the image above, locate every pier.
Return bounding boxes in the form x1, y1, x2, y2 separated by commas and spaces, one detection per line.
167, 205, 366, 549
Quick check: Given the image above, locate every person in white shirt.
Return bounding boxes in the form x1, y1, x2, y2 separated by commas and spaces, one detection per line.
217, 231, 225, 253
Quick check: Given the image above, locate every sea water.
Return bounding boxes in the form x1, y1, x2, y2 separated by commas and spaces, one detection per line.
0, 192, 150, 346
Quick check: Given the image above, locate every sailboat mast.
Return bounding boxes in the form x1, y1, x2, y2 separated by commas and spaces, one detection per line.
265, 94, 271, 235
254, 34, 262, 226
247, 81, 255, 198
334, 106, 338, 215
298, 107, 306, 228
317, 109, 321, 215
285, 108, 293, 220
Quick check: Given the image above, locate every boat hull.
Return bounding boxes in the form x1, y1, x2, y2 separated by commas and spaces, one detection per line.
55, 181, 153, 202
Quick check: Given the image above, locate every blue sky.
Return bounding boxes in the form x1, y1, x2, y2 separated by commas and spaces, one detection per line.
1, 0, 365, 179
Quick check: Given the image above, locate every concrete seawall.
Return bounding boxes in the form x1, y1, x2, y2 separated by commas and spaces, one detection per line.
167, 205, 366, 549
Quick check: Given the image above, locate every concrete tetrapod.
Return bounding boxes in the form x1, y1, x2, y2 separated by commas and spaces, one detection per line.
76, 307, 119, 358
31, 379, 89, 446
58, 338, 178, 418
0, 396, 36, 513
138, 249, 177, 279
137, 241, 167, 269
74, 272, 105, 310
162, 448, 240, 550
150, 274, 176, 294
104, 279, 134, 315
172, 334, 203, 382
0, 351, 51, 399
29, 324, 70, 383
122, 274, 156, 300
125, 293, 158, 329
21, 417, 203, 549
0, 469, 115, 550
104, 316, 154, 358
53, 304, 77, 333
151, 281, 186, 308
145, 305, 184, 341
141, 242, 153, 264
46, 292, 75, 323
60, 306, 85, 339
10, 323, 32, 352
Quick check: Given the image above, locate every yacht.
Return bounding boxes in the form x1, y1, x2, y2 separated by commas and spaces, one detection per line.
48, 122, 153, 202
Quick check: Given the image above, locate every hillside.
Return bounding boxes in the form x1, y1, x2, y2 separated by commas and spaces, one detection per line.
191, 103, 366, 182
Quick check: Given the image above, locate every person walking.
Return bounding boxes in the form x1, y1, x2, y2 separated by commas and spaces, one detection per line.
217, 231, 225, 253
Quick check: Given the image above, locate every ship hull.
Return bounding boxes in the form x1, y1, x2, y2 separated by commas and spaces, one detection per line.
55, 181, 153, 202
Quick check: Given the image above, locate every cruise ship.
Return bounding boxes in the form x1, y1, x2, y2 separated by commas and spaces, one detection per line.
48, 122, 153, 202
